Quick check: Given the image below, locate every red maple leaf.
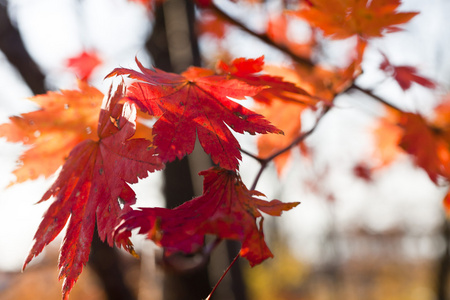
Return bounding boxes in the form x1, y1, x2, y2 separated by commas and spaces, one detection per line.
115, 167, 299, 266
380, 53, 435, 91
107, 58, 282, 170
216, 56, 315, 106
398, 112, 450, 183
23, 83, 164, 300
66, 50, 102, 81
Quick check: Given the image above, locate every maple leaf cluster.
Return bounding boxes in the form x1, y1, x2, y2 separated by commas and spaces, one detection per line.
2, 55, 301, 298
372, 102, 450, 213
0, 0, 436, 299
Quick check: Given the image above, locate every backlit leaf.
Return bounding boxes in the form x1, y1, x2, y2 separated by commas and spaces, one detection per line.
294, 0, 418, 40
23, 83, 164, 300
0, 81, 102, 184
107, 58, 282, 170
115, 167, 299, 266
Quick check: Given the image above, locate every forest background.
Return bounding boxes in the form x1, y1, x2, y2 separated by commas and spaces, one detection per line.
0, 0, 450, 300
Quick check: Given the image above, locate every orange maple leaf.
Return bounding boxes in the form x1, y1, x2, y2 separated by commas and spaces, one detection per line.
257, 100, 307, 174
197, 9, 228, 39
443, 191, 450, 216
0, 81, 154, 185
371, 108, 404, 169
372, 104, 450, 183
0, 81, 102, 184
251, 64, 326, 174
267, 60, 359, 102
266, 13, 316, 59
294, 0, 418, 40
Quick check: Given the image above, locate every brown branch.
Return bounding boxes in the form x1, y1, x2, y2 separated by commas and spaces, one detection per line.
0, 3, 46, 94
240, 148, 263, 163
210, 3, 314, 68
350, 83, 404, 113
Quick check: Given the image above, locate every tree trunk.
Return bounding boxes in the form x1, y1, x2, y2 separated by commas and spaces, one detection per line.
89, 230, 137, 300
436, 218, 450, 300
146, 1, 211, 299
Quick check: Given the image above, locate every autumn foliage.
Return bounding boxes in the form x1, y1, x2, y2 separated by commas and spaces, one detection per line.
0, 0, 445, 299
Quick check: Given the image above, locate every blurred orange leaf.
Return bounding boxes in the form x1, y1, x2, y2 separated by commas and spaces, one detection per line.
371, 108, 403, 169
197, 10, 228, 39
294, 0, 418, 40
267, 13, 316, 59
444, 191, 450, 216
265, 61, 357, 103
372, 104, 450, 184
0, 81, 102, 184
257, 100, 307, 174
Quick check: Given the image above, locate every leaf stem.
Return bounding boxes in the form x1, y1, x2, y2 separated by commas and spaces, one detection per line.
205, 252, 240, 300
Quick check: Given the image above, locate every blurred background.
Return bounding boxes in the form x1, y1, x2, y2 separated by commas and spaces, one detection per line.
0, 0, 450, 299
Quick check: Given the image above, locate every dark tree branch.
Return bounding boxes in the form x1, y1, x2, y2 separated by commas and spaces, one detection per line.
210, 3, 314, 68
350, 83, 404, 113
0, 3, 46, 95
436, 218, 450, 300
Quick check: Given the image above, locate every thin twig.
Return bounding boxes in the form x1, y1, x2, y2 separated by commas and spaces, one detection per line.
350, 83, 404, 113
205, 252, 240, 300
210, 3, 314, 68
250, 106, 330, 190
250, 160, 267, 191
240, 148, 263, 162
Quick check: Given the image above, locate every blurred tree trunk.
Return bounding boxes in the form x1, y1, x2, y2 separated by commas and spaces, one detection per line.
145, 1, 212, 299
90, 229, 137, 300
436, 218, 450, 300
145, 1, 248, 299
